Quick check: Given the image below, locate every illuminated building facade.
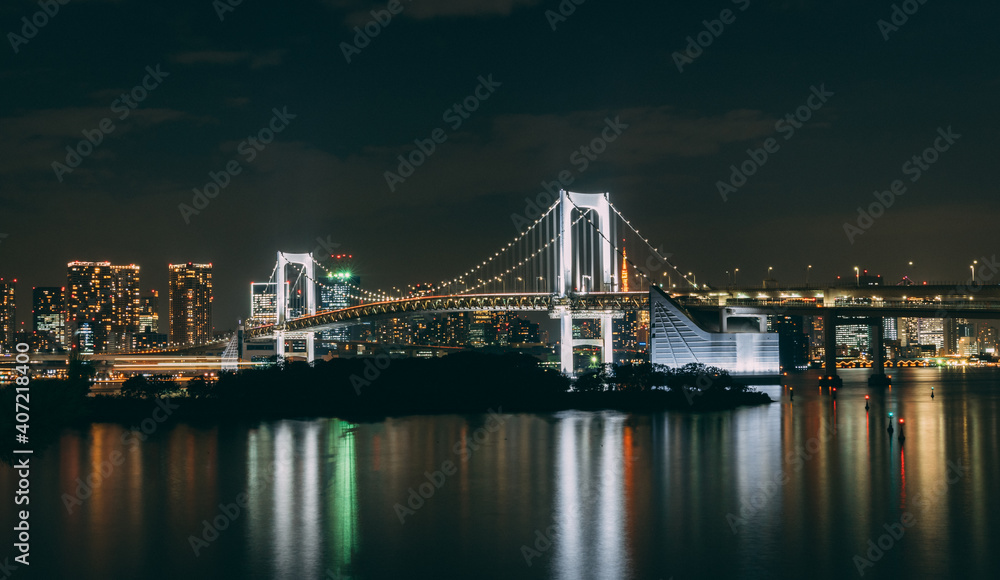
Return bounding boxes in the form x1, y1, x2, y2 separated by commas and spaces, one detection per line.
468, 311, 494, 346
509, 317, 540, 345
317, 256, 359, 342
649, 287, 779, 376
772, 315, 809, 370
836, 323, 870, 355
168, 263, 213, 345
250, 282, 278, 326
66, 261, 140, 352
917, 318, 944, 353
138, 291, 160, 334
32, 286, 66, 351
0, 278, 14, 351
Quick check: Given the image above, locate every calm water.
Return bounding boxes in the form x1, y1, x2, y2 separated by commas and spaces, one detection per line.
2, 368, 999, 579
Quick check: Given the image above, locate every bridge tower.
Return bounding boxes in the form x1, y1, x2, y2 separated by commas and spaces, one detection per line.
554, 190, 619, 376
275, 251, 317, 363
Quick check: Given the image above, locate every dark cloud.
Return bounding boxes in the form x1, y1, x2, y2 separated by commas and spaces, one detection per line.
0, 0, 998, 329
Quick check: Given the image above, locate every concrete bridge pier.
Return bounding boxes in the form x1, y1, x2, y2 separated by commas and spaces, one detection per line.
868, 319, 891, 387
820, 314, 842, 387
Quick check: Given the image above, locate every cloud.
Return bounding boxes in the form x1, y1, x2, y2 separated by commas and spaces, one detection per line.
0, 107, 195, 176
164, 104, 779, 227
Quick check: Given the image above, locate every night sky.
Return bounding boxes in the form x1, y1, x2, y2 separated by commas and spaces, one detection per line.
1, 0, 998, 329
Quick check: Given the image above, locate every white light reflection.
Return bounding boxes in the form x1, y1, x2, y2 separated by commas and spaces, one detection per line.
272, 423, 294, 577
552, 414, 629, 580
597, 415, 627, 580
553, 416, 582, 579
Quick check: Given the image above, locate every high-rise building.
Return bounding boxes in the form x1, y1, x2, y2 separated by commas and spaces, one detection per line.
773, 315, 809, 370
66, 262, 140, 352
168, 263, 213, 345
138, 291, 160, 334
317, 258, 359, 342
509, 317, 540, 345
0, 278, 15, 351
883, 317, 898, 341
32, 287, 66, 350
468, 311, 494, 347
250, 282, 278, 326
614, 310, 642, 363
917, 318, 944, 353
836, 322, 870, 355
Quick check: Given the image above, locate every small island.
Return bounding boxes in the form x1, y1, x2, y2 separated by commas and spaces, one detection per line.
1, 353, 771, 439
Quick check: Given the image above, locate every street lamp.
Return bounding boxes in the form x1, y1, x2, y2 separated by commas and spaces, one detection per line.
854, 266, 860, 287
807, 265, 812, 286
734, 268, 739, 286
971, 260, 978, 282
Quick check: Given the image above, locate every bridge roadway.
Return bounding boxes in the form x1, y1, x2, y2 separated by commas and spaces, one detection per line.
245, 284, 1000, 339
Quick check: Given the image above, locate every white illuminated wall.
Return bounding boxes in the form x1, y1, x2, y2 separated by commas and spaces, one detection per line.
649, 287, 779, 375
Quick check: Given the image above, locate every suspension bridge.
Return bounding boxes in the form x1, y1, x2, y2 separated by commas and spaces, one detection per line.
225, 189, 1000, 383
234, 190, 689, 376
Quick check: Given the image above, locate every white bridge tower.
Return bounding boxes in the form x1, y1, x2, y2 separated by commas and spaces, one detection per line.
275, 251, 317, 363
552, 190, 619, 376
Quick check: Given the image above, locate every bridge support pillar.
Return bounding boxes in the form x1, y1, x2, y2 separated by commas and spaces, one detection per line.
305, 333, 315, 364
869, 319, 890, 387
821, 315, 841, 386
601, 314, 614, 365
559, 308, 573, 376
554, 306, 617, 377
276, 330, 285, 360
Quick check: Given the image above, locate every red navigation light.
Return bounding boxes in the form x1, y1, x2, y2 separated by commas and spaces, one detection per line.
899, 418, 904, 424
865, 395, 869, 400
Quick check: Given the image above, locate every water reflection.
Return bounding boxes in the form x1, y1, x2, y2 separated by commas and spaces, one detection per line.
246, 420, 358, 579
1, 370, 999, 579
